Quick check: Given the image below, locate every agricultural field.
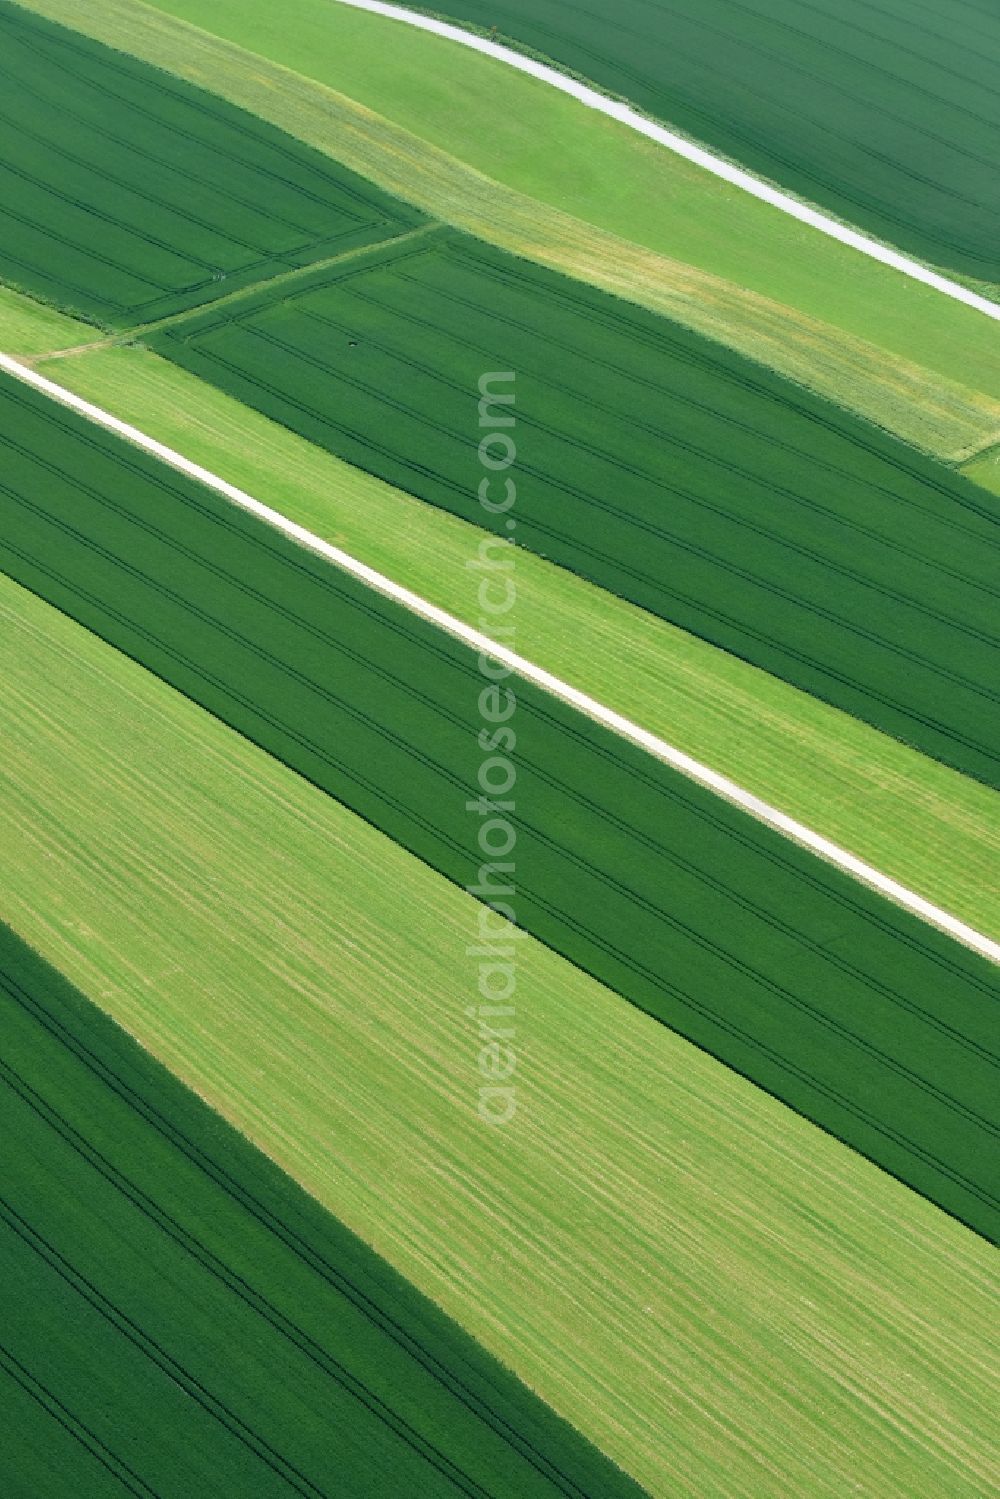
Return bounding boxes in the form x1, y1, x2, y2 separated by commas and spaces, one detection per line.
0, 920, 640, 1498
0, 0, 421, 324
1, 0, 998, 1494
388, 0, 1000, 284
154, 230, 1000, 786
24, 333, 998, 938
1, 366, 996, 1239
28, 0, 1000, 457
1, 572, 997, 1499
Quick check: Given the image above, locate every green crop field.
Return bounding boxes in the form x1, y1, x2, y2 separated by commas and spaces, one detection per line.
16, 0, 1000, 461
2, 572, 997, 1499
154, 230, 1000, 787
0, 1, 420, 325
1, 368, 996, 1238
0, 922, 642, 1499
390, 0, 1000, 285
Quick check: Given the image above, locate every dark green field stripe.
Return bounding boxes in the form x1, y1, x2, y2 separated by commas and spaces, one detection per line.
0, 1203, 335, 1499
0, 2, 423, 325
329, 268, 1000, 598
315, 272, 999, 587
0, 1344, 159, 1499
0, 1041, 587, 1499
0, 971, 609, 1499
251, 311, 998, 659
155, 232, 1000, 787
388, 0, 1000, 280
0, 1083, 489, 1499
0, 924, 647, 1499
0, 57, 330, 240
421, 241, 998, 531
0, 106, 311, 269
0, 372, 996, 1242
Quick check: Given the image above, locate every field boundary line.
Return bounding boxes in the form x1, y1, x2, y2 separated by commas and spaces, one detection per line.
330, 0, 1000, 323
132, 222, 441, 337
1, 349, 996, 965
28, 223, 442, 363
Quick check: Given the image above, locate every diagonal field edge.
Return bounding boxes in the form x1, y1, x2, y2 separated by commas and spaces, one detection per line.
1, 349, 997, 966
330, 0, 1000, 322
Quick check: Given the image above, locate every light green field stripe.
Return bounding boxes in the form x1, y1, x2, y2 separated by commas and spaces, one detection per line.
961, 447, 1000, 498
2, 570, 997, 1499
28, 339, 999, 939
18, 0, 1000, 458
0, 284, 98, 355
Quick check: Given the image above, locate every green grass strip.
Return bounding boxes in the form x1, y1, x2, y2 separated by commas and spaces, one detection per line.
1, 366, 996, 1239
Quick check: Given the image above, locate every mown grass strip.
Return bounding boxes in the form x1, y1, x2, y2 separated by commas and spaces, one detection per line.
0, 0, 421, 325
0, 367, 996, 1238
153, 230, 1000, 788
26, 335, 1000, 940
0, 282, 97, 354
0, 921, 647, 1499
20, 0, 1000, 455
384, 0, 1000, 285
2, 573, 998, 1499
962, 445, 1000, 499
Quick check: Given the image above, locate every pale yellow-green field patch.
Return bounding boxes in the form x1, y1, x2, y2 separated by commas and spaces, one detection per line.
961, 445, 1000, 497
0, 283, 102, 355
